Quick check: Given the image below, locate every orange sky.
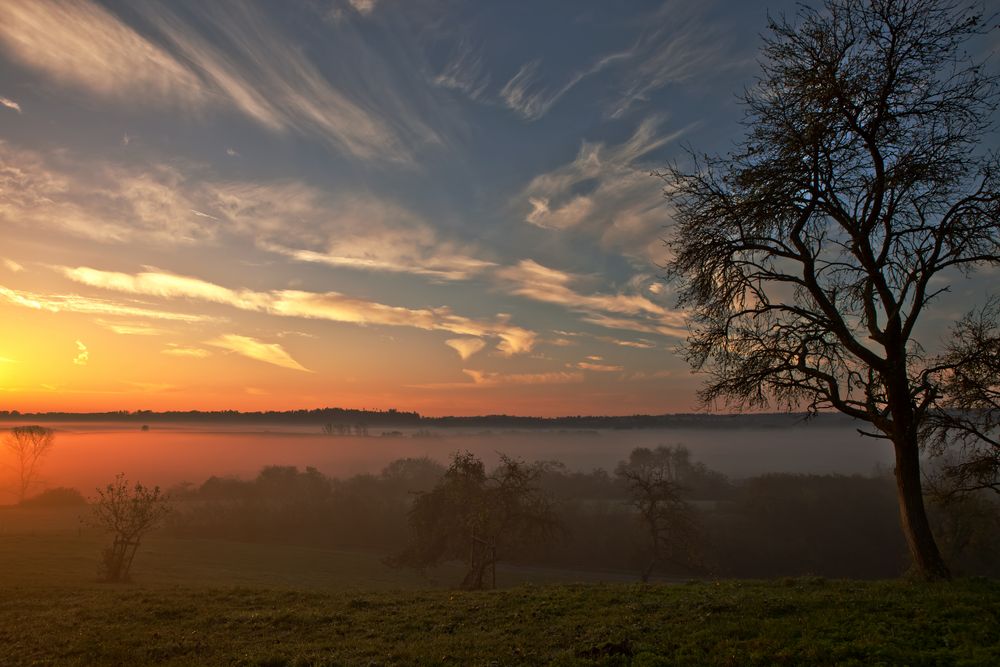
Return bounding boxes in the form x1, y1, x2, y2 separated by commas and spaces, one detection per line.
0, 0, 791, 417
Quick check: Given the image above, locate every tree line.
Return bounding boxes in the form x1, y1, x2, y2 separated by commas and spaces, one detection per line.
158, 450, 998, 587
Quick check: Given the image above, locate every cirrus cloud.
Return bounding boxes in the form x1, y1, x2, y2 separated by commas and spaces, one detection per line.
206, 334, 311, 372
59, 265, 537, 356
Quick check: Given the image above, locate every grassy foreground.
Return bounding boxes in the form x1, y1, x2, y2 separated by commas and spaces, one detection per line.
1, 578, 997, 666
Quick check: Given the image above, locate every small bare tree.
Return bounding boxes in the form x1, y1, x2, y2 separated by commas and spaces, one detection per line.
616, 446, 702, 581
390, 452, 559, 590
90, 474, 170, 582
4, 425, 55, 503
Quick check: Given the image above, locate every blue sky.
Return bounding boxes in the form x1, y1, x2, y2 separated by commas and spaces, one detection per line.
0, 0, 993, 415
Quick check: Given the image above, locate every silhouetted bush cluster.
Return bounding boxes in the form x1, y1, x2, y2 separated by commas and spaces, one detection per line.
168, 458, 444, 551
19, 487, 88, 508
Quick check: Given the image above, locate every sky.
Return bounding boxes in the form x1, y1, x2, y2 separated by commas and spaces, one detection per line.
0, 0, 994, 416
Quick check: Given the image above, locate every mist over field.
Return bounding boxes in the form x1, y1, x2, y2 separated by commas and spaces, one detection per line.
0, 420, 891, 504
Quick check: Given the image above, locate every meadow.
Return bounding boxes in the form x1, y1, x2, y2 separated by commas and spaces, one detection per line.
1, 424, 996, 665
2, 505, 998, 665
3, 576, 997, 665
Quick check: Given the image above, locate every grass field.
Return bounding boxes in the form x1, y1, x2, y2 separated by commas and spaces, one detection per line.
1, 507, 998, 665
2, 579, 998, 665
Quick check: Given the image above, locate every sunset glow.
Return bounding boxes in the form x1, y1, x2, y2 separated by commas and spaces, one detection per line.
0, 0, 992, 416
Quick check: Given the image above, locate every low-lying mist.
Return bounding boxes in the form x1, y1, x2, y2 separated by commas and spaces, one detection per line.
2, 420, 998, 584
3, 420, 894, 503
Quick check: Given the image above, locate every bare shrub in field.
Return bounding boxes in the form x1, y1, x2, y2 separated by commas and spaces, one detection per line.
90, 474, 170, 582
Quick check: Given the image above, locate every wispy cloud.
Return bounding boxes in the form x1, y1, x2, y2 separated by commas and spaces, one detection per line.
204, 183, 494, 281
2, 258, 23, 273
575, 360, 623, 372
0, 1, 438, 164
0, 1, 204, 103
462, 369, 584, 387
496, 259, 687, 338
1, 141, 496, 282
73, 340, 89, 366
0, 285, 212, 322
154, 3, 428, 163
348, 0, 378, 15
0, 143, 221, 244
59, 266, 537, 355
500, 47, 631, 121
599, 336, 657, 349
520, 116, 691, 260
206, 334, 311, 372
445, 337, 486, 361
96, 320, 168, 336
415, 368, 584, 389
0, 96, 21, 113
432, 39, 491, 101
606, 3, 732, 119
161, 345, 211, 358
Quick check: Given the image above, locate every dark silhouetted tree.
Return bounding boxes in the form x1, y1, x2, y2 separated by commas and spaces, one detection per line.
616, 446, 702, 581
90, 474, 170, 582
661, 0, 998, 580
4, 425, 55, 503
390, 451, 559, 589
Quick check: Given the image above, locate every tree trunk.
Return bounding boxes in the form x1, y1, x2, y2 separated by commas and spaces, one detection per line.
893, 436, 950, 580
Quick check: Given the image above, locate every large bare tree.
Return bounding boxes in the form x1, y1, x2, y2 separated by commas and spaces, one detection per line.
661, 0, 998, 580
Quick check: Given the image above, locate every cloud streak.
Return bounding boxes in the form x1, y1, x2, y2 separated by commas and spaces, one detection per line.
207, 334, 311, 372
161, 345, 211, 358
0, 1, 437, 163
501, 47, 633, 121
496, 259, 687, 338
0, 96, 21, 113
0, 1, 203, 104
520, 117, 691, 261
0, 285, 213, 323
415, 369, 585, 389
59, 266, 537, 356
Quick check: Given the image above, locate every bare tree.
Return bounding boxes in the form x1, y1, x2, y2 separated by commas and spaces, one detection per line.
616, 446, 702, 581
661, 0, 998, 580
4, 425, 55, 503
90, 474, 170, 582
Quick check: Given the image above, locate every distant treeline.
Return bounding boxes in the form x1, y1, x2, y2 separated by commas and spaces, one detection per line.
0, 408, 856, 430
156, 457, 998, 580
